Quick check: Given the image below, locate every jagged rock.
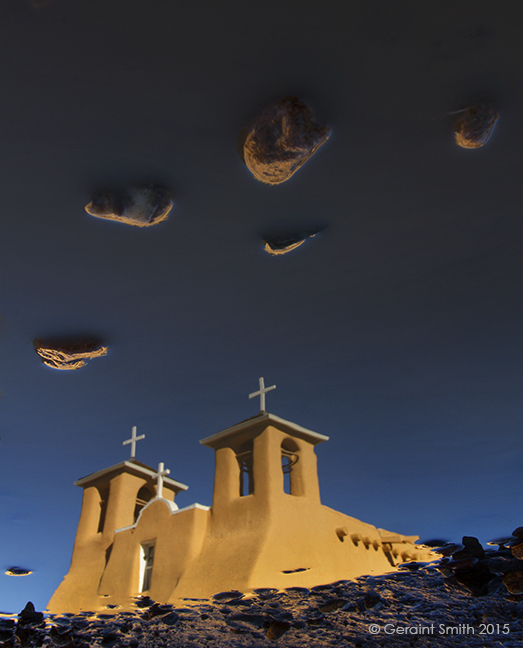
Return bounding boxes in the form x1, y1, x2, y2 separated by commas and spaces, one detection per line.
33, 339, 108, 370
85, 186, 172, 227
242, 96, 330, 185
18, 602, 44, 625
454, 100, 498, 149
462, 536, 485, 560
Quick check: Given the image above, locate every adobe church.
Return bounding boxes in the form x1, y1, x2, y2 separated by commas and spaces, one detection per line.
48, 379, 434, 613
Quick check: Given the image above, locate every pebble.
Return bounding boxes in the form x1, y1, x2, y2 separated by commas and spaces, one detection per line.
11, 530, 523, 646
454, 100, 498, 149
242, 96, 330, 185
85, 185, 172, 227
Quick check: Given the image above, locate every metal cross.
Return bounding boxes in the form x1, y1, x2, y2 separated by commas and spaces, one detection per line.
249, 377, 276, 412
123, 426, 145, 459
153, 462, 170, 499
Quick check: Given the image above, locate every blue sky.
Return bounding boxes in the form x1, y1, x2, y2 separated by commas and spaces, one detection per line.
2, 0, 523, 613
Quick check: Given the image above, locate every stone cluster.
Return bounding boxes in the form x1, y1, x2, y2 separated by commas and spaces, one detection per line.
4, 533, 523, 648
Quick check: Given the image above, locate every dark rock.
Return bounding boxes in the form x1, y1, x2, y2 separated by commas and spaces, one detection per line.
85, 185, 172, 228
318, 598, 348, 613
134, 596, 154, 608
266, 620, 290, 640
5, 567, 32, 577
49, 626, 74, 647
434, 542, 464, 557
213, 590, 244, 601
18, 602, 44, 625
453, 565, 494, 596
454, 100, 498, 149
512, 526, 523, 538
262, 230, 320, 256
160, 612, 179, 626
242, 96, 330, 185
510, 542, 523, 560
502, 570, 523, 595
398, 561, 421, 570
462, 536, 485, 560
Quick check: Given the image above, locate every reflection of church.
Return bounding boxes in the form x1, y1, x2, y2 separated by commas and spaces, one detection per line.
48, 380, 433, 613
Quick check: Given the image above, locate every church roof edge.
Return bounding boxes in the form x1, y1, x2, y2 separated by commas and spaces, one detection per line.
199, 412, 329, 448
74, 459, 189, 491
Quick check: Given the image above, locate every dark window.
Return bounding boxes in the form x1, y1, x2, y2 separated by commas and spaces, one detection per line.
237, 440, 254, 496
281, 438, 299, 495
134, 486, 154, 522
97, 486, 109, 533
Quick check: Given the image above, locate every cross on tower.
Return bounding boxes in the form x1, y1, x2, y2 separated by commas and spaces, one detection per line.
153, 462, 170, 499
249, 377, 276, 412
123, 426, 145, 459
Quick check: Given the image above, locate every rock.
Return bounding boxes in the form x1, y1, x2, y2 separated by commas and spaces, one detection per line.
462, 536, 485, 560
4, 566, 32, 576
266, 620, 290, 640
33, 339, 108, 370
510, 542, 523, 560
318, 598, 348, 613
263, 231, 319, 256
242, 96, 330, 184
434, 542, 464, 557
453, 565, 494, 596
454, 100, 498, 149
18, 602, 44, 625
85, 186, 172, 227
212, 590, 244, 601
512, 526, 523, 538
502, 569, 523, 595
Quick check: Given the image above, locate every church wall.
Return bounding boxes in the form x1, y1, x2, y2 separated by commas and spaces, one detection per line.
99, 500, 210, 607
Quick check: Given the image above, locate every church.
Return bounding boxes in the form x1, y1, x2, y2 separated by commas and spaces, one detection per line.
48, 379, 434, 613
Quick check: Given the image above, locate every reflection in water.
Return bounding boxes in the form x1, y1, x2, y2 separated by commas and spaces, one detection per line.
454, 100, 498, 149
242, 96, 330, 185
85, 186, 172, 228
33, 339, 108, 370
5, 567, 32, 577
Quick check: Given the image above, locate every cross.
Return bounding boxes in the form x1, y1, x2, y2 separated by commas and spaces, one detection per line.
123, 426, 145, 459
153, 462, 170, 499
249, 377, 276, 412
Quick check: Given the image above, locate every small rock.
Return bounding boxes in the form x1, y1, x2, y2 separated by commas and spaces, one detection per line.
266, 620, 290, 640
4, 567, 32, 577
434, 542, 464, 557
511, 542, 523, 560
85, 185, 172, 227
18, 602, 44, 625
33, 338, 108, 370
453, 565, 494, 596
242, 96, 330, 185
212, 590, 244, 601
454, 100, 498, 149
502, 570, 523, 595
462, 536, 485, 560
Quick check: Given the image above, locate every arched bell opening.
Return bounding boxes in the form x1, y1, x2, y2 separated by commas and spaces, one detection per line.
281, 437, 301, 495
134, 485, 155, 522
236, 440, 254, 497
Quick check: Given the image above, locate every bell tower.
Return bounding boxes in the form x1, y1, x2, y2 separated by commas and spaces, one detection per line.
200, 378, 329, 526
48, 428, 188, 613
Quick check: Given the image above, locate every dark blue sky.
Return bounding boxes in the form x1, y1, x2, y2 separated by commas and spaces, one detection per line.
2, 0, 523, 613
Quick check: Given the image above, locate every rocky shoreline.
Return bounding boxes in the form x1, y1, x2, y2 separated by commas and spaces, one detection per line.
3, 536, 523, 648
